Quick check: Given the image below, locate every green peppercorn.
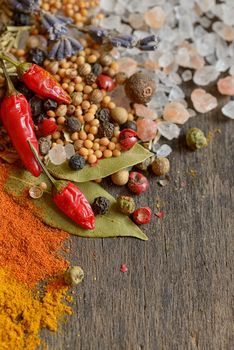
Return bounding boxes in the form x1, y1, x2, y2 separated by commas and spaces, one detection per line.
186, 128, 207, 150
117, 195, 135, 215
152, 157, 170, 176
64, 266, 84, 287
136, 157, 153, 171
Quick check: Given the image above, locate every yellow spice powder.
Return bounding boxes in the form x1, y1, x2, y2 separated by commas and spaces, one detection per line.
0, 268, 72, 350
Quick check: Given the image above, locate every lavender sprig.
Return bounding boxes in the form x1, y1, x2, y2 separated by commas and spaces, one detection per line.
8, 0, 40, 14
48, 36, 83, 60
79, 26, 159, 51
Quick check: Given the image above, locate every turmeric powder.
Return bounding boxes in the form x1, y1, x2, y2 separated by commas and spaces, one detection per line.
0, 268, 72, 350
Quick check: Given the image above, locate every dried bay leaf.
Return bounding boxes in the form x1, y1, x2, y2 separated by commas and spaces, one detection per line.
47, 143, 153, 182
5, 167, 148, 240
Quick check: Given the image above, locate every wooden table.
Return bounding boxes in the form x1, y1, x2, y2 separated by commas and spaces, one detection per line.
43, 104, 234, 350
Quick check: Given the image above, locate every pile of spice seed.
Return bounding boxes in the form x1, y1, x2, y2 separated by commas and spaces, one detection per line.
31, 47, 137, 167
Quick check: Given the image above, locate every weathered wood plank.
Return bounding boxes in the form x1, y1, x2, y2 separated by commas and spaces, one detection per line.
43, 108, 234, 350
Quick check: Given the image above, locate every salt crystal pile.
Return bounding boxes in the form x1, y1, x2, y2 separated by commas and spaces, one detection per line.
134, 104, 158, 120
157, 122, 180, 140
48, 144, 67, 165
221, 102, 234, 119
191, 89, 218, 113
116, 57, 138, 76
193, 66, 219, 86
144, 7, 166, 29
64, 144, 75, 160
217, 76, 234, 96
163, 102, 190, 124
137, 119, 157, 142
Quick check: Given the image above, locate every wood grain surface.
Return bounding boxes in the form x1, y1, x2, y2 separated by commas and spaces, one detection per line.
42, 105, 234, 350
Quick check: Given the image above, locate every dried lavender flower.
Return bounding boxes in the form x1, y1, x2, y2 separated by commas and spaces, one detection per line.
8, 0, 40, 14
48, 36, 83, 60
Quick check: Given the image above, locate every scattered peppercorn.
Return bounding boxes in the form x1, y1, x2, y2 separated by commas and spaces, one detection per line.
111, 170, 129, 186
98, 121, 115, 138
111, 169, 129, 186
116, 72, 128, 85
28, 48, 47, 66
64, 266, 84, 287
152, 157, 170, 176
66, 117, 82, 132
44, 99, 58, 111
136, 157, 153, 171
91, 63, 102, 76
92, 196, 110, 215
29, 96, 45, 117
132, 207, 152, 225
69, 154, 86, 170
186, 128, 208, 150
120, 121, 137, 131
125, 72, 156, 104
85, 73, 97, 85
111, 107, 128, 125
96, 108, 110, 123
117, 195, 136, 214
128, 171, 149, 195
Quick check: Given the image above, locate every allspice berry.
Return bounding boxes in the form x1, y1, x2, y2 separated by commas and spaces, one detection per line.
111, 107, 128, 124
186, 128, 208, 150
152, 157, 170, 176
111, 169, 129, 186
64, 266, 84, 287
124, 72, 156, 104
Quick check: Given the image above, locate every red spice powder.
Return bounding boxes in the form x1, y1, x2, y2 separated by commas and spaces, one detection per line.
0, 163, 68, 288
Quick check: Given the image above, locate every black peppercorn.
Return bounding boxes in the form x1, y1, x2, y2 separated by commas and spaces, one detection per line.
91, 63, 103, 76
98, 121, 115, 138
44, 99, 58, 111
120, 121, 137, 131
69, 154, 86, 170
28, 48, 46, 66
96, 108, 110, 123
66, 117, 82, 132
29, 96, 44, 117
85, 73, 97, 85
92, 196, 110, 215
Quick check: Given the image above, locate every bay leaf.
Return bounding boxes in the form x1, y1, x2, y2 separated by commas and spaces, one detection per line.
5, 167, 148, 241
47, 143, 153, 182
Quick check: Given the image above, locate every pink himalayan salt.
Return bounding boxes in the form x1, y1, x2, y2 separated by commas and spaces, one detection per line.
134, 104, 158, 120
116, 57, 138, 77
217, 76, 234, 96
176, 42, 205, 70
163, 102, 190, 124
137, 119, 157, 142
144, 7, 166, 29
191, 88, 218, 113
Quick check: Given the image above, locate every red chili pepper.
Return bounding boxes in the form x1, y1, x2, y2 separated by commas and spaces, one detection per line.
38, 118, 58, 136
119, 128, 138, 150
0, 60, 41, 177
0, 55, 71, 104
28, 141, 95, 230
133, 207, 152, 225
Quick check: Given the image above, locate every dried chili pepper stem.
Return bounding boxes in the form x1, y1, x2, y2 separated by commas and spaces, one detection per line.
0, 60, 41, 177
28, 140, 95, 230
